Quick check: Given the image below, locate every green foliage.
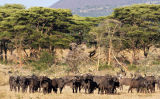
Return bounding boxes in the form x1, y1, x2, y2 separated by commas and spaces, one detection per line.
98, 64, 112, 71
30, 51, 54, 71
31, 62, 47, 71
49, 32, 74, 48
128, 64, 138, 71
2, 3, 160, 72
70, 15, 106, 43
65, 66, 72, 73
27, 7, 74, 49
0, 60, 8, 65
0, 4, 25, 9
0, 4, 105, 55
39, 51, 54, 64
112, 4, 160, 57
152, 60, 160, 65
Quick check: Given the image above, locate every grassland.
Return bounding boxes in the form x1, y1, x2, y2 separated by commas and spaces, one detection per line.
0, 64, 160, 99
1, 85, 160, 99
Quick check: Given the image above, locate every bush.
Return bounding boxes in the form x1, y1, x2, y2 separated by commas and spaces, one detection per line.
152, 60, 160, 65
30, 51, 54, 71
39, 51, 54, 64
0, 60, 8, 65
128, 64, 138, 71
31, 62, 46, 71
98, 64, 112, 71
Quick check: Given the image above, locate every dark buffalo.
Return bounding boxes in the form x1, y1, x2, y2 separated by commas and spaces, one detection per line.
157, 76, 160, 90
98, 76, 119, 94
119, 78, 132, 90
128, 77, 148, 93
144, 76, 156, 93
51, 78, 58, 93
55, 78, 66, 94
93, 75, 107, 94
28, 75, 40, 93
81, 74, 97, 94
9, 76, 19, 92
39, 76, 52, 94
72, 76, 83, 93
19, 76, 30, 93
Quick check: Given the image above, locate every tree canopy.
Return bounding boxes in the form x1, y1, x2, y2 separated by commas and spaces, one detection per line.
112, 4, 160, 58
0, 4, 105, 67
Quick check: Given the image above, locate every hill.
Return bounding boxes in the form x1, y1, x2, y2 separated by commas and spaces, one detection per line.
50, 0, 160, 17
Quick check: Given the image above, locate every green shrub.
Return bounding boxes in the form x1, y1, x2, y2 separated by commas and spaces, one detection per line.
39, 51, 54, 64
98, 64, 112, 71
152, 60, 160, 65
0, 59, 15, 65
128, 64, 138, 71
31, 62, 46, 71
0, 60, 8, 65
30, 51, 54, 71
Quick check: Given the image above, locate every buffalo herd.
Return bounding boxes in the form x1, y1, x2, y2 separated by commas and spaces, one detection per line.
9, 73, 160, 94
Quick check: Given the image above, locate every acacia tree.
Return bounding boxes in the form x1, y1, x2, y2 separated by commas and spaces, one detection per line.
28, 7, 73, 52
90, 19, 121, 70
1, 9, 32, 66
69, 15, 106, 44
0, 4, 25, 62
0, 5, 74, 66
102, 19, 121, 65
0, 4, 25, 9
113, 4, 160, 61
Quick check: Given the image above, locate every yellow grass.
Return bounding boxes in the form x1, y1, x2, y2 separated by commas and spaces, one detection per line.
1, 85, 160, 99
0, 64, 160, 99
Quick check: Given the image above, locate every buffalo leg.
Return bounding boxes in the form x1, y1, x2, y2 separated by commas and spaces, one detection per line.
59, 87, 63, 94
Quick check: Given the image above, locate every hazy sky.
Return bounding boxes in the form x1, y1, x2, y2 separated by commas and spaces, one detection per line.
0, 0, 60, 8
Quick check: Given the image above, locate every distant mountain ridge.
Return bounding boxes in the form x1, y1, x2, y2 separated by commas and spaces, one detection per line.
50, 0, 160, 17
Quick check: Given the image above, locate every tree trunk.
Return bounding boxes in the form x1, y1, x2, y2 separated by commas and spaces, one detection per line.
112, 50, 128, 72
0, 41, 3, 61
38, 44, 41, 52
15, 44, 18, 65
23, 49, 28, 57
3, 41, 7, 62
108, 37, 112, 65
51, 46, 54, 55
144, 45, 150, 58
19, 41, 23, 67
108, 34, 113, 65
97, 33, 103, 70
49, 45, 52, 53
10, 47, 13, 55
97, 45, 101, 70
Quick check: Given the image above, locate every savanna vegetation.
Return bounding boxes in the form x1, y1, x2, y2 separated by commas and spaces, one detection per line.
0, 4, 105, 72
1, 3, 160, 99
0, 4, 160, 75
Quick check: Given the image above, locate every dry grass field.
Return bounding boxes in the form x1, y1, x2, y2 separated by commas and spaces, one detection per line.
0, 64, 160, 99
1, 85, 160, 99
